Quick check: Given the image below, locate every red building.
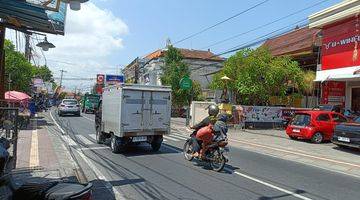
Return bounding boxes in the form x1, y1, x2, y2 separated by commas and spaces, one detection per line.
309, 0, 360, 112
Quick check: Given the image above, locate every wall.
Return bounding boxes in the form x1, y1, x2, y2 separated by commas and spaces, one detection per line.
345, 81, 360, 110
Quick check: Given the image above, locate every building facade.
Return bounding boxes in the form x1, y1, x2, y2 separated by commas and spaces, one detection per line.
124, 47, 224, 99
309, 0, 360, 112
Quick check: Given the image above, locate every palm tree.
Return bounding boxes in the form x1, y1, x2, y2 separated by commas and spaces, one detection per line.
302, 71, 316, 108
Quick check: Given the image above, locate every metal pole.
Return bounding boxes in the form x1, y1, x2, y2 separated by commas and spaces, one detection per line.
25, 34, 31, 62
59, 69, 66, 88
0, 26, 5, 101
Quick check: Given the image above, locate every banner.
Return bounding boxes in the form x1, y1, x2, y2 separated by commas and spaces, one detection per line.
322, 16, 360, 70
243, 106, 283, 123
321, 81, 345, 105
106, 74, 124, 85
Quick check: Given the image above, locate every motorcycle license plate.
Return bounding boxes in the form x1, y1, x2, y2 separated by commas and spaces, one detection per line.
132, 136, 147, 142
338, 137, 350, 143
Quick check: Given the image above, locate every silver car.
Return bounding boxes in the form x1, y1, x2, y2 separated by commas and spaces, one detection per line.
58, 99, 81, 116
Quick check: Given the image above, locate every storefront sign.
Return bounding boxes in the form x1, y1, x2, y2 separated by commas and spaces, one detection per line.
97, 74, 105, 84
322, 17, 360, 70
321, 81, 345, 105
106, 74, 124, 85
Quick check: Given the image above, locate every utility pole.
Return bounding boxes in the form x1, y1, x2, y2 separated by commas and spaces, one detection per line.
0, 25, 6, 101
25, 34, 31, 62
59, 69, 67, 88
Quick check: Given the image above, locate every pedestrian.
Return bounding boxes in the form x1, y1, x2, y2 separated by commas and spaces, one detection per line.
236, 105, 246, 130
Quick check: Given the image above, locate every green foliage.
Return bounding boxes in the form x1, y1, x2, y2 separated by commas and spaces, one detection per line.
4, 39, 54, 93
161, 46, 191, 107
211, 46, 305, 105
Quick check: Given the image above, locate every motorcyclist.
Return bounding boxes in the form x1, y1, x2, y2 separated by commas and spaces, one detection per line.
189, 104, 219, 157
198, 114, 228, 159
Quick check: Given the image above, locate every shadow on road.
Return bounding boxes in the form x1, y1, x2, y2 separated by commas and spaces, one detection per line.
333, 146, 360, 155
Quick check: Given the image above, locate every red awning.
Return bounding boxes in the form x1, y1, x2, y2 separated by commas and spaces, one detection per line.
4, 91, 31, 102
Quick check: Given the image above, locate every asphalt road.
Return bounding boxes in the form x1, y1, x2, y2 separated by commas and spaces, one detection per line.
46, 109, 360, 200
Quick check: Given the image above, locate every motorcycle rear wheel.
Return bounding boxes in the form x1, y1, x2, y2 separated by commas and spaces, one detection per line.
210, 151, 226, 172
183, 140, 194, 161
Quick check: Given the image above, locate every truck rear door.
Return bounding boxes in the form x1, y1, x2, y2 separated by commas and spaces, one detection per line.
122, 89, 144, 132
150, 91, 171, 131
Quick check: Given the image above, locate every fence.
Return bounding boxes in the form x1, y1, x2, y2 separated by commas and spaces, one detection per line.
0, 100, 20, 169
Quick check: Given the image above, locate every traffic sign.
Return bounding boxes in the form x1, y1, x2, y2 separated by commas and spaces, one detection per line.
180, 76, 192, 90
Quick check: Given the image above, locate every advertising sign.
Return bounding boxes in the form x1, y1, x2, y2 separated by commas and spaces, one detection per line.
322, 16, 360, 70
321, 81, 345, 105
97, 74, 105, 84
243, 106, 283, 123
106, 75, 124, 85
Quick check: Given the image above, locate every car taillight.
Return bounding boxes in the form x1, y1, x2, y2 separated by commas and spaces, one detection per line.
80, 190, 92, 200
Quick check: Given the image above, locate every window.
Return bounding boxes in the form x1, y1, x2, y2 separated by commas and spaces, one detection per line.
291, 114, 311, 126
316, 114, 330, 122
63, 100, 78, 105
331, 114, 347, 123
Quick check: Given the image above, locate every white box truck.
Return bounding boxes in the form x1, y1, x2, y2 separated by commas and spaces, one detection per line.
95, 84, 171, 153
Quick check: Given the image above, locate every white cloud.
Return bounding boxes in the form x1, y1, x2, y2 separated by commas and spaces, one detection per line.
40, 2, 128, 90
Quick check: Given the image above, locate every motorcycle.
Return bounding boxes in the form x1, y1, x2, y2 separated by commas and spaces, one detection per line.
0, 137, 93, 200
183, 132, 229, 172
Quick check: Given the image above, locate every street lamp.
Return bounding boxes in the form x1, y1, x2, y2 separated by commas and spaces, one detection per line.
36, 36, 55, 51
61, 0, 89, 11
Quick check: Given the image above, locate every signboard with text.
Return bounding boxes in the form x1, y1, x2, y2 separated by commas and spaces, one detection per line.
322, 16, 360, 70
106, 75, 124, 85
321, 81, 345, 105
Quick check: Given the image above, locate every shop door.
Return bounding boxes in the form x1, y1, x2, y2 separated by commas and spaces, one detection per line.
351, 88, 360, 112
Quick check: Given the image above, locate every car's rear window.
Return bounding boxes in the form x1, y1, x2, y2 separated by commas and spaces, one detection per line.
63, 100, 78, 105
291, 114, 311, 126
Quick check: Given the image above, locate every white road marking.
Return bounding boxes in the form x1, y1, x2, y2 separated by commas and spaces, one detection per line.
50, 110, 125, 200
162, 144, 311, 200
77, 135, 94, 145
88, 134, 96, 141
163, 135, 180, 142
82, 115, 95, 122
168, 134, 187, 140
61, 135, 77, 146
80, 146, 110, 151
171, 133, 189, 140
232, 170, 312, 200
29, 129, 39, 167
73, 148, 126, 200
50, 111, 66, 134
230, 138, 360, 168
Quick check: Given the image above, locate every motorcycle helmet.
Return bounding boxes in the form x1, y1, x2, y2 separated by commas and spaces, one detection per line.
208, 104, 219, 117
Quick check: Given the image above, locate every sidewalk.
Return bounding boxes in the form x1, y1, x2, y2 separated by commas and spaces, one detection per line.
171, 118, 360, 178
13, 114, 80, 185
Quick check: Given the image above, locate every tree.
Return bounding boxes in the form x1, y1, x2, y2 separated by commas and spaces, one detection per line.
4, 39, 55, 93
33, 65, 54, 82
161, 46, 202, 108
301, 70, 316, 107
4, 39, 35, 92
211, 46, 304, 105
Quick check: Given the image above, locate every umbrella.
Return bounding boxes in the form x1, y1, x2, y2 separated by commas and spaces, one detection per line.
4, 91, 31, 102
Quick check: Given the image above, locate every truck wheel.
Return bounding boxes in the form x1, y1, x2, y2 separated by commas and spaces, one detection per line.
111, 135, 124, 153
151, 135, 163, 152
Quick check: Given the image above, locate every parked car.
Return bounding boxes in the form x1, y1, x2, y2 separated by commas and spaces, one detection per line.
58, 99, 81, 117
332, 117, 360, 149
313, 104, 342, 113
285, 110, 348, 143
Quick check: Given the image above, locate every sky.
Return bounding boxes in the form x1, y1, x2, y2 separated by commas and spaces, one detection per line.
6, 0, 342, 91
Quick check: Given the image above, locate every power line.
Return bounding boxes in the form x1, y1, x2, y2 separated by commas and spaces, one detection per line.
202, 0, 331, 49
215, 18, 309, 57
173, 0, 270, 45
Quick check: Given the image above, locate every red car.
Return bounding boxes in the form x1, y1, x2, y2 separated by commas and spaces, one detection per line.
285, 110, 348, 143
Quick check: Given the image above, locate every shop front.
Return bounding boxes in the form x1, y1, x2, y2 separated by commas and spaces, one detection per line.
309, 1, 360, 113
